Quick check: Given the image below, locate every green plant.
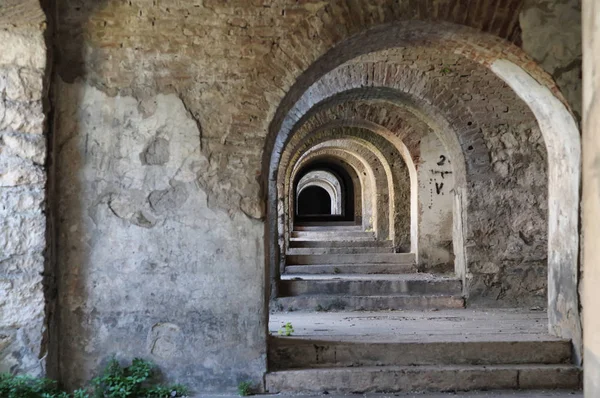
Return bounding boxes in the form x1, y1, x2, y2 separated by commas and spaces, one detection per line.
0, 358, 186, 398
237, 381, 253, 396
72, 390, 90, 398
92, 357, 187, 398
441, 66, 452, 75
277, 322, 294, 336
333, 267, 341, 274
0, 373, 79, 398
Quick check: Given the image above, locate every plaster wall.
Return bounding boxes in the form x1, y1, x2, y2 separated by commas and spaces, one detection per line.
0, 0, 583, 392
418, 131, 454, 272
53, 81, 266, 391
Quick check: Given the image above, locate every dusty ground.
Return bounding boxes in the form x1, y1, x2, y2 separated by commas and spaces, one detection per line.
268, 309, 558, 342
193, 391, 582, 397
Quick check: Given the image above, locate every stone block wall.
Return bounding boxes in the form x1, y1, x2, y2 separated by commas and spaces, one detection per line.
0, 0, 584, 394
0, 0, 49, 376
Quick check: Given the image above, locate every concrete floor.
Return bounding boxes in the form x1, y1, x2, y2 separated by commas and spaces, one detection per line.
269, 308, 560, 343
260, 309, 581, 397
193, 392, 582, 397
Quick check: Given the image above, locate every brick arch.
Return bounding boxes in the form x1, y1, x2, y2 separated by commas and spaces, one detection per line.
296, 171, 344, 215
293, 148, 376, 229
264, 21, 581, 357
294, 152, 366, 228
283, 127, 411, 252
293, 138, 393, 241
271, 83, 471, 288
278, 98, 446, 256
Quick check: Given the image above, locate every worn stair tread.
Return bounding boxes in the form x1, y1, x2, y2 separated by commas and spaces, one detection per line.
280, 273, 458, 281
289, 240, 394, 248
287, 247, 396, 254
293, 225, 364, 231
284, 264, 418, 274
268, 338, 572, 369
272, 294, 465, 312
269, 309, 566, 343
290, 236, 377, 241
278, 274, 462, 297
287, 253, 416, 265
265, 364, 582, 393
268, 363, 580, 372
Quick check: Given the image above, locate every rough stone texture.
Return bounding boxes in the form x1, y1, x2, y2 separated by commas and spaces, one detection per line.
582, 0, 600, 394
270, 49, 549, 308
39, 0, 583, 392
282, 127, 411, 250
520, 0, 582, 119
0, 0, 49, 376
53, 81, 266, 391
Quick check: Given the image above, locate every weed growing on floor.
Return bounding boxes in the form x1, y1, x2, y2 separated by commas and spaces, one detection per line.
92, 357, 188, 398
0, 358, 188, 398
0, 373, 64, 398
277, 322, 294, 336
237, 381, 253, 396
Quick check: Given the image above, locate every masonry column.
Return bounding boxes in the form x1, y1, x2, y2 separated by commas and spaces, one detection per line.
583, 0, 600, 395
0, 1, 50, 375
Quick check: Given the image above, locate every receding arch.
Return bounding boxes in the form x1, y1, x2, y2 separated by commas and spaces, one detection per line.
284, 129, 412, 251
296, 170, 343, 216
264, 22, 580, 360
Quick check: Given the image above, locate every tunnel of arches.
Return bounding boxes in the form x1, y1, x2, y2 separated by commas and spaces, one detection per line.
264, 21, 582, 362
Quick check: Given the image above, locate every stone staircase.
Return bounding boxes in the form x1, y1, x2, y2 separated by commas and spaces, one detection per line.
274, 225, 459, 312
268, 224, 582, 393
266, 310, 582, 394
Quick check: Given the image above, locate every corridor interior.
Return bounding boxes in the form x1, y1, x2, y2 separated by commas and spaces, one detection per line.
264, 34, 582, 394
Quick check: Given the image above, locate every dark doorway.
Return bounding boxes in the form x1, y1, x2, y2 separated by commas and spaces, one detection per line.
297, 186, 332, 215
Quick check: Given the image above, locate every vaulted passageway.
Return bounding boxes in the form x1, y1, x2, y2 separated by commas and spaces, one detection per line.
264, 21, 582, 394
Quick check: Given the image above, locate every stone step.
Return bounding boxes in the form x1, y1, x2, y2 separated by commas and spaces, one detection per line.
279, 274, 461, 296
268, 338, 572, 370
271, 294, 464, 312
265, 364, 582, 394
291, 231, 376, 240
287, 246, 395, 255
290, 236, 377, 242
293, 225, 363, 231
284, 263, 417, 274
295, 221, 358, 227
286, 253, 415, 265
289, 240, 394, 248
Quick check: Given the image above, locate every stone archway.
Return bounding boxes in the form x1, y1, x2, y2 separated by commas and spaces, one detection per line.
264, 22, 581, 359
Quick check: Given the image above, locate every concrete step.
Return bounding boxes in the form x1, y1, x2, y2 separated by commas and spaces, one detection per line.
295, 221, 358, 226
284, 263, 417, 274
291, 231, 376, 240
286, 253, 415, 265
265, 364, 582, 393
271, 294, 465, 312
294, 225, 363, 231
287, 246, 395, 255
279, 274, 461, 297
269, 338, 572, 369
289, 240, 393, 248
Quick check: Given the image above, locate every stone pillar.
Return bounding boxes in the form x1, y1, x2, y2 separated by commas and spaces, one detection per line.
0, 1, 50, 376
583, 0, 600, 395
